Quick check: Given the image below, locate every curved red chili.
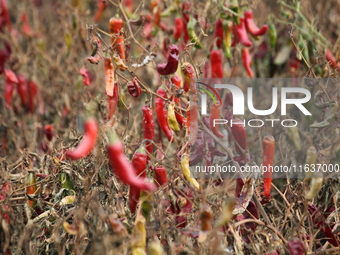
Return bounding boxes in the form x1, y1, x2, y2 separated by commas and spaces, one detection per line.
94, 0, 106, 23
129, 144, 148, 213
242, 47, 254, 78
109, 17, 125, 61
157, 44, 179, 75
232, 18, 252, 47
173, 17, 183, 40
244, 10, 268, 36
65, 119, 98, 160
142, 105, 155, 158
127, 77, 142, 97
210, 50, 224, 78
155, 87, 173, 142
210, 102, 224, 138
262, 135, 275, 202
107, 135, 155, 192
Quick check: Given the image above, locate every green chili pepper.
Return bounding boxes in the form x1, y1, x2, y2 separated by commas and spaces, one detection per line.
223, 20, 232, 59
60, 173, 74, 195
269, 23, 277, 48
187, 17, 202, 49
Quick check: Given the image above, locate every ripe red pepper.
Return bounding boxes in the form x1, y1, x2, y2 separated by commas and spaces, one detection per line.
27, 171, 37, 208
79, 68, 92, 86
0, 0, 11, 32
4, 69, 18, 109
151, 0, 160, 27
129, 144, 148, 213
104, 57, 115, 97
142, 105, 155, 159
108, 83, 119, 120
109, 17, 125, 61
153, 167, 168, 187
210, 49, 224, 78
107, 134, 156, 192
210, 102, 224, 138
171, 76, 187, 128
17, 74, 29, 108
173, 17, 183, 40
242, 47, 254, 78
181, 62, 196, 94
94, 0, 106, 23
156, 87, 173, 142
262, 135, 275, 202
230, 120, 248, 161
157, 44, 179, 75
44, 124, 54, 141
127, 77, 142, 97
244, 10, 268, 36
326, 50, 336, 68
213, 20, 223, 49
65, 119, 98, 160
28, 80, 38, 113
231, 18, 252, 47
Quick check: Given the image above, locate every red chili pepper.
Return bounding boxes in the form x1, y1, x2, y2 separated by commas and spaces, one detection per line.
124, 0, 133, 13
4, 69, 18, 109
107, 134, 156, 192
17, 74, 29, 108
287, 239, 305, 255
109, 17, 125, 61
181, 62, 196, 94
79, 68, 92, 86
156, 87, 173, 142
171, 76, 187, 128
210, 49, 224, 78
44, 124, 54, 141
157, 44, 179, 75
210, 102, 224, 138
129, 144, 148, 213
127, 77, 142, 97
230, 120, 248, 161
244, 10, 268, 36
65, 119, 98, 160
153, 167, 168, 187
27, 80, 38, 113
241, 47, 254, 78
151, 0, 161, 27
213, 20, 223, 49
142, 105, 155, 159
173, 17, 183, 40
231, 18, 252, 47
0, 0, 11, 32
262, 135, 275, 202
94, 0, 106, 23
104, 57, 115, 97
27, 171, 37, 208
108, 83, 119, 120
325, 50, 336, 68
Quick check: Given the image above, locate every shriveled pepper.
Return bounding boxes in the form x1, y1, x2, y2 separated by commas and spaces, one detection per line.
129, 143, 148, 213
210, 49, 224, 78
104, 57, 115, 97
167, 102, 180, 132
181, 154, 199, 189
210, 102, 224, 138
262, 135, 275, 202
173, 17, 183, 41
232, 18, 252, 47
127, 77, 142, 97
107, 133, 155, 192
79, 68, 92, 86
244, 10, 268, 36
142, 106, 154, 159
4, 69, 18, 109
65, 119, 98, 160
156, 87, 173, 142
27, 171, 37, 208
109, 17, 125, 61
112, 54, 128, 71
242, 47, 254, 78
157, 44, 179, 75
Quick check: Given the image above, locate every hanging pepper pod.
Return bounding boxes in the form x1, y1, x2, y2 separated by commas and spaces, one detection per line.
104, 57, 115, 97
4, 69, 18, 109
232, 18, 252, 47
325, 50, 336, 68
181, 62, 196, 93
167, 102, 180, 132
129, 143, 148, 213
157, 44, 179, 75
181, 154, 200, 189
187, 17, 202, 49
65, 119, 98, 160
244, 10, 268, 36
242, 47, 254, 78
210, 102, 224, 138
79, 68, 92, 86
27, 80, 38, 114
44, 124, 54, 141
173, 17, 183, 41
17, 74, 29, 108
269, 23, 277, 48
153, 167, 168, 187
200, 204, 213, 231
155, 87, 173, 142
108, 84, 119, 120
94, 0, 106, 23
287, 126, 301, 151
112, 54, 128, 71
127, 78, 142, 97
171, 76, 187, 127
210, 49, 224, 78
223, 20, 233, 59
142, 106, 155, 159
131, 212, 147, 255
27, 171, 37, 208
262, 135, 275, 203
213, 20, 223, 49
109, 17, 125, 61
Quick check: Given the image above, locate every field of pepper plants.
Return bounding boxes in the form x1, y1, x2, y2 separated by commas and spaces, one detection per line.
0, 0, 340, 254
